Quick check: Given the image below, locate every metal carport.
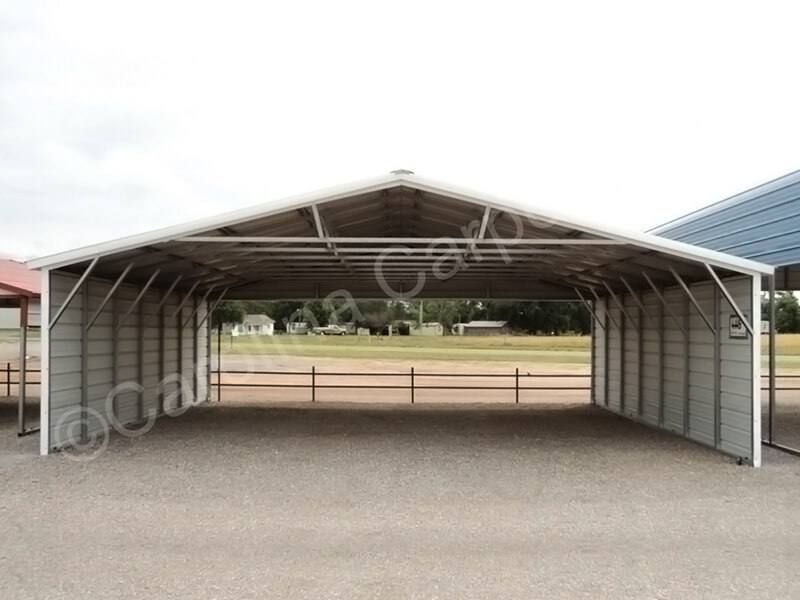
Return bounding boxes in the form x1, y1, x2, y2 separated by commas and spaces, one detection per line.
653, 168, 800, 456
0, 259, 40, 436
27, 171, 773, 464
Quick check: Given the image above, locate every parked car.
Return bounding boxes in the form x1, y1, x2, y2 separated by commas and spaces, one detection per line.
311, 324, 347, 335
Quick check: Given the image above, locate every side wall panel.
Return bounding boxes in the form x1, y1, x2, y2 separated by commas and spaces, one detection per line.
591, 275, 757, 463
592, 300, 607, 406
718, 277, 754, 459
47, 271, 210, 452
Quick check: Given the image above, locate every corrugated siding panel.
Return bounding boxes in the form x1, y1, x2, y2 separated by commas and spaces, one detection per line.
592, 299, 606, 406
661, 288, 685, 434
640, 292, 660, 425
622, 293, 639, 418
606, 303, 622, 412
47, 271, 210, 451
197, 302, 209, 401
718, 277, 754, 459
686, 282, 715, 447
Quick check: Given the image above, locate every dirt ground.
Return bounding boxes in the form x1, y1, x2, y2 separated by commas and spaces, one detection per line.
2, 348, 800, 598
1, 392, 800, 599
215, 354, 590, 405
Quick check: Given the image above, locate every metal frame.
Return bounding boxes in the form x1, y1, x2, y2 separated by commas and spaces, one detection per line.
27, 172, 775, 465
705, 264, 754, 336
669, 266, 714, 332
49, 257, 98, 329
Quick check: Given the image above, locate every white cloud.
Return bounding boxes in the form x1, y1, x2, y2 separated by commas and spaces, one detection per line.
1, 0, 800, 260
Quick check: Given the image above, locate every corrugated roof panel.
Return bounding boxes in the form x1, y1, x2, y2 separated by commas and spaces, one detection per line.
653, 169, 800, 267
0, 259, 40, 296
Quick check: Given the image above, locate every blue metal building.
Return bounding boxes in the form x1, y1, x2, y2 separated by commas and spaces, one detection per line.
653, 168, 800, 456
653, 169, 800, 289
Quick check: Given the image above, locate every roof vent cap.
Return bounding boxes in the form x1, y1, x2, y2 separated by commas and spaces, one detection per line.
391, 169, 414, 175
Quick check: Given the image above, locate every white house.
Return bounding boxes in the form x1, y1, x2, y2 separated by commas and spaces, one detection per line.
411, 322, 444, 336
231, 314, 275, 336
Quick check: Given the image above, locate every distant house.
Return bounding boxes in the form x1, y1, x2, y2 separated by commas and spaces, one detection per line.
411, 322, 444, 336
286, 321, 309, 335
453, 320, 508, 336
231, 314, 274, 336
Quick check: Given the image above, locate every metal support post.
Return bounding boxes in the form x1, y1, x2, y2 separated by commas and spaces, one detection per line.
17, 296, 28, 435
767, 274, 776, 444
217, 325, 222, 402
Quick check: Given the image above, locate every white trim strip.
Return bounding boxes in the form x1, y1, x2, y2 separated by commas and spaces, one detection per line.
177, 236, 627, 245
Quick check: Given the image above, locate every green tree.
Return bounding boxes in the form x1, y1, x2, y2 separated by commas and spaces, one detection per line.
775, 292, 800, 333
211, 300, 246, 332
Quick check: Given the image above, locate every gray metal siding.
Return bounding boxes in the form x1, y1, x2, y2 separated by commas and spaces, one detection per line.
592, 301, 606, 406
640, 293, 661, 426
591, 275, 757, 462
606, 304, 622, 412
622, 293, 639, 419
718, 277, 754, 458
686, 282, 715, 447
654, 169, 800, 267
47, 271, 210, 451
661, 288, 685, 434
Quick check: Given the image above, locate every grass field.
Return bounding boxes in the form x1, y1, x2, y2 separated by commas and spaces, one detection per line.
213, 332, 800, 367
217, 333, 592, 363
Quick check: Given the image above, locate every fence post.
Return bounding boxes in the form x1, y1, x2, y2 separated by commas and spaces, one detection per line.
6, 362, 9, 397
411, 367, 415, 404
312, 365, 316, 402
217, 328, 222, 402
515, 367, 519, 404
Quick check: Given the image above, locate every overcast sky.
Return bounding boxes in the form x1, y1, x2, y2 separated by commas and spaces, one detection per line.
2, 1, 799, 261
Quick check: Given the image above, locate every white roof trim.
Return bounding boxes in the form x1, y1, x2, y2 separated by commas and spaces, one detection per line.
27, 172, 773, 276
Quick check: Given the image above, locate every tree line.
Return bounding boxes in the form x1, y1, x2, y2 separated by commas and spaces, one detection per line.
213, 299, 592, 335
761, 292, 800, 333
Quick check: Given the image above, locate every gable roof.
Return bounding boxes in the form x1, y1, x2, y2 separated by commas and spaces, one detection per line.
0, 259, 40, 297
25, 171, 772, 301
463, 320, 508, 328
242, 314, 274, 326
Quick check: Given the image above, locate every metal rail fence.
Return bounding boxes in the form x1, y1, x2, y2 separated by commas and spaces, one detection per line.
215, 368, 591, 404
2, 364, 799, 457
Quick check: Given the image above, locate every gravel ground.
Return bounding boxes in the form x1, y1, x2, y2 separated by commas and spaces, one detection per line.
1, 396, 800, 600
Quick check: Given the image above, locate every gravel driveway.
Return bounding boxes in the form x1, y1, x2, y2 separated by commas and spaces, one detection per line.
1, 397, 799, 600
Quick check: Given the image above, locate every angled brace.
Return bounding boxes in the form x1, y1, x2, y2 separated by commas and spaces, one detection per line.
668, 266, 714, 333
197, 288, 229, 330
642, 272, 686, 337
619, 276, 659, 332
590, 286, 621, 331
116, 269, 161, 332
170, 281, 200, 319
602, 281, 639, 334
145, 275, 183, 326
49, 257, 100, 329
704, 264, 754, 336
574, 287, 605, 330
182, 285, 217, 330
86, 262, 135, 331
